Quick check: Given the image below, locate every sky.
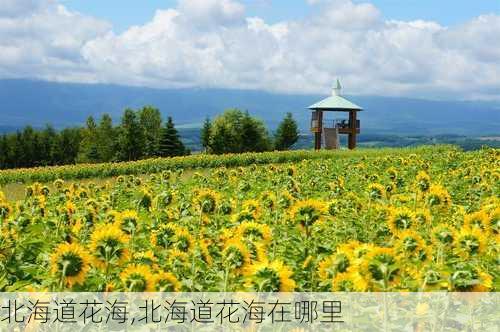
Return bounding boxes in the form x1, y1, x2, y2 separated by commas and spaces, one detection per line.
1, 0, 499, 100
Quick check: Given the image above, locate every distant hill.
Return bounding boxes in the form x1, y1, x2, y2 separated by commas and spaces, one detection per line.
0, 79, 499, 135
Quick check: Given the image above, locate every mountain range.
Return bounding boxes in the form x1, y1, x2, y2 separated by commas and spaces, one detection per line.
0, 79, 499, 136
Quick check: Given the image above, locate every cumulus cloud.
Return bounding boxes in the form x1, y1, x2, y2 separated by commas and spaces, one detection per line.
0, 0, 499, 100
0, 0, 110, 82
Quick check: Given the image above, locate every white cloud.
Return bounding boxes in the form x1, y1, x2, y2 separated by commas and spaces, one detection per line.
0, 0, 499, 100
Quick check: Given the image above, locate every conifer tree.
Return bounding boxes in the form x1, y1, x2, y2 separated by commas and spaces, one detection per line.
159, 117, 187, 157
117, 109, 145, 161
139, 106, 162, 157
97, 114, 116, 162
274, 112, 299, 150
200, 117, 212, 152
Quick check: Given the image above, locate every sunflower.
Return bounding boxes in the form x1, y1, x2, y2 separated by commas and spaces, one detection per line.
0, 201, 12, 219
154, 272, 181, 292
317, 251, 351, 281
244, 260, 295, 292
490, 207, 500, 234
449, 263, 492, 292
361, 247, 399, 288
231, 210, 256, 224
453, 227, 487, 257
89, 224, 130, 268
242, 199, 262, 219
278, 191, 295, 209
222, 239, 251, 272
194, 189, 220, 214
386, 167, 398, 181
153, 191, 174, 210
115, 210, 140, 234
417, 266, 449, 291
395, 230, 429, 262
426, 185, 452, 209
387, 207, 415, 235
413, 208, 432, 227
289, 199, 327, 229
120, 264, 155, 292
464, 210, 491, 234
167, 249, 189, 266
332, 268, 369, 291
199, 238, 213, 265
50, 242, 92, 288
138, 188, 153, 210
415, 171, 431, 192
53, 179, 65, 190
432, 225, 455, 246
367, 183, 386, 200
150, 223, 178, 248
236, 222, 272, 245
172, 228, 194, 252
260, 191, 276, 210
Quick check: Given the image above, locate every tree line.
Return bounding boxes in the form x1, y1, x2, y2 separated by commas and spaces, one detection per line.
0, 107, 299, 170
0, 106, 187, 169
201, 109, 299, 154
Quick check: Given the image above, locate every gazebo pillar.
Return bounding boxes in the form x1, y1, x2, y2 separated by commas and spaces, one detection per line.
348, 110, 357, 149
314, 111, 323, 150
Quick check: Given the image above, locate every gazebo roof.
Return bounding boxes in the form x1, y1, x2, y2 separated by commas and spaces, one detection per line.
308, 80, 363, 111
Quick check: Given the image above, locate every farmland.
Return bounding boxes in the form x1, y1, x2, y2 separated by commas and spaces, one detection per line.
0, 146, 498, 292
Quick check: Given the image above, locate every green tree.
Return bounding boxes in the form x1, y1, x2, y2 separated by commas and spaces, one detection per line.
78, 116, 100, 163
117, 109, 145, 161
200, 117, 212, 152
139, 106, 162, 157
208, 109, 271, 154
274, 112, 299, 150
97, 114, 116, 162
159, 117, 187, 157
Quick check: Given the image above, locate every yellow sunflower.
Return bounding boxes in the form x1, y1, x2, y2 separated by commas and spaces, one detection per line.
367, 183, 386, 200
120, 264, 155, 292
415, 171, 431, 193
395, 230, 430, 262
464, 210, 491, 234
432, 225, 455, 246
332, 268, 369, 291
50, 242, 92, 288
236, 222, 272, 245
490, 207, 500, 234
0, 201, 12, 219
317, 251, 351, 281
115, 210, 140, 234
387, 206, 415, 235
360, 247, 399, 288
289, 199, 327, 229
426, 185, 452, 209
413, 208, 432, 227
260, 191, 276, 210
150, 223, 178, 248
89, 224, 130, 268
244, 260, 295, 292
172, 228, 194, 252
222, 239, 251, 272
194, 189, 220, 214
242, 199, 262, 219
154, 271, 181, 292
453, 227, 487, 257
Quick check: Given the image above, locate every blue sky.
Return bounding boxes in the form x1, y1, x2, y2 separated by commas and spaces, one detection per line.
63, 0, 500, 32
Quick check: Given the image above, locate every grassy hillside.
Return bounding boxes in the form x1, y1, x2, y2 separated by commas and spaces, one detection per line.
0, 146, 497, 292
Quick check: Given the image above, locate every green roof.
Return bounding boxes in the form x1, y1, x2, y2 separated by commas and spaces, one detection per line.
308, 95, 363, 111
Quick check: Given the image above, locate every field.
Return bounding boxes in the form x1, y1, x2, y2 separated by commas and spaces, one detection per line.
0, 146, 498, 292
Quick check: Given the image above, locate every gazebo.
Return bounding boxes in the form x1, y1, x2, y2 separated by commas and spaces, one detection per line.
309, 80, 363, 150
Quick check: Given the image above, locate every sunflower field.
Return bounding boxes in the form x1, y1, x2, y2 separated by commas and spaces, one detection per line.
0, 146, 498, 292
